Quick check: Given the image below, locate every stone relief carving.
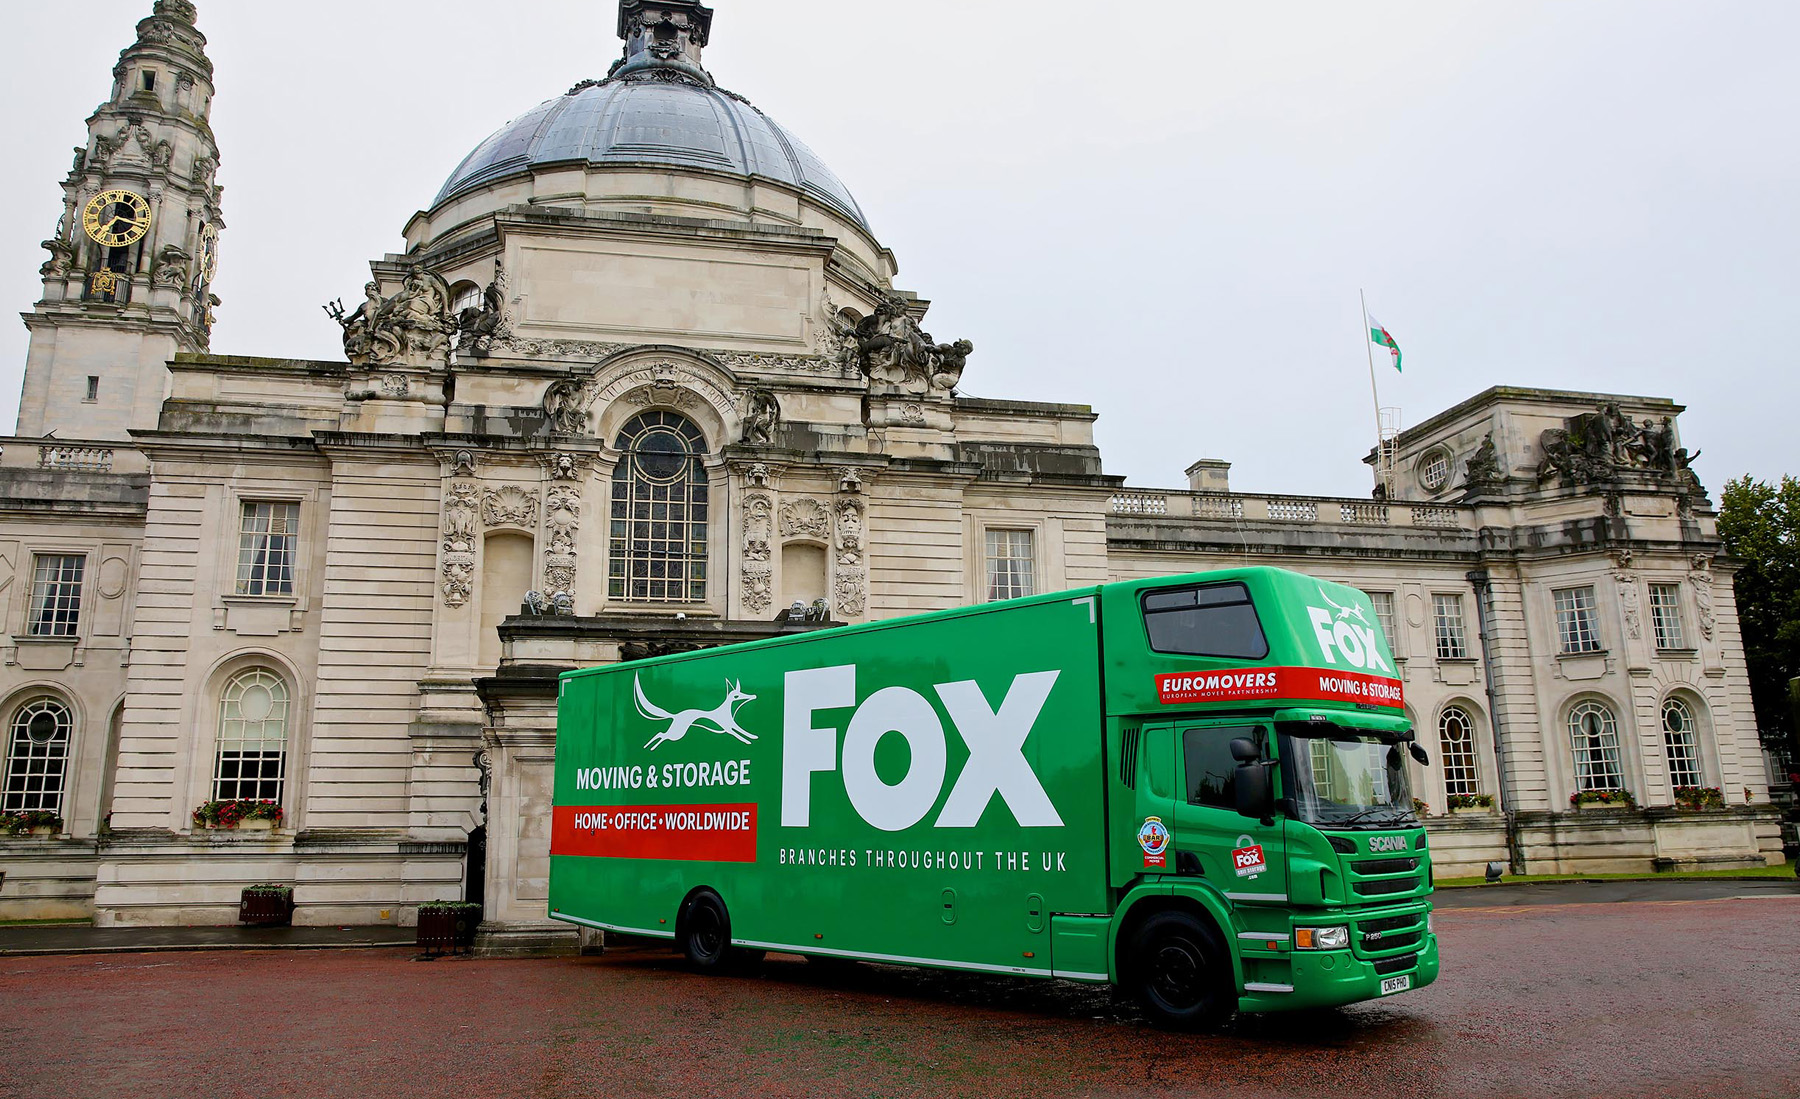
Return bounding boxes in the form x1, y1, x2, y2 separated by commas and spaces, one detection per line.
546, 453, 587, 481
780, 499, 831, 541
440, 482, 480, 606
814, 287, 860, 371
741, 493, 773, 615
852, 294, 974, 394
90, 125, 131, 171
1534, 405, 1702, 491
1615, 572, 1642, 641
1690, 556, 1716, 641
492, 337, 628, 361
543, 361, 733, 437
155, 0, 198, 22
325, 265, 455, 367
742, 463, 772, 488
838, 468, 867, 495
481, 485, 540, 529
544, 485, 582, 596
741, 388, 781, 445
455, 261, 512, 355
380, 374, 410, 398
833, 494, 868, 618
710, 349, 849, 378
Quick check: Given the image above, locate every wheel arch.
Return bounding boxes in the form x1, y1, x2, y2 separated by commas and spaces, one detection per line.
1109, 883, 1243, 991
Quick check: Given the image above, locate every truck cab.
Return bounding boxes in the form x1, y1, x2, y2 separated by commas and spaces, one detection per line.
1100, 570, 1440, 1025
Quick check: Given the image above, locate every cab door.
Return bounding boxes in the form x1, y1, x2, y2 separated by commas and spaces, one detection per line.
1165, 720, 1288, 904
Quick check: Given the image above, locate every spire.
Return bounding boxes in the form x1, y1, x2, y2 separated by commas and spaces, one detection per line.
612, 1, 715, 84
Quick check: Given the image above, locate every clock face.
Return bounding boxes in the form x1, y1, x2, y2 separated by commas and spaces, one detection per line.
82, 189, 152, 248
197, 223, 220, 283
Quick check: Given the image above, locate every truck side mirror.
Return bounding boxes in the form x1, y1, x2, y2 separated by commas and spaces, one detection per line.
1229, 737, 1259, 763
1235, 761, 1272, 820
1409, 743, 1430, 766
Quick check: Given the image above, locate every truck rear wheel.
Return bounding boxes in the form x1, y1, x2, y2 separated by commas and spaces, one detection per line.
679, 890, 762, 973
1127, 910, 1233, 1031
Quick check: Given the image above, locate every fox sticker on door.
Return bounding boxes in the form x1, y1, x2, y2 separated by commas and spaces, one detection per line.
1232, 834, 1268, 880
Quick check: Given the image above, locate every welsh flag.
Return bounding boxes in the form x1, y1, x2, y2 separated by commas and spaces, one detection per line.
1369, 315, 1402, 373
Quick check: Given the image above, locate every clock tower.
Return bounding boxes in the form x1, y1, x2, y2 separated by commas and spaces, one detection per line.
15, 0, 224, 441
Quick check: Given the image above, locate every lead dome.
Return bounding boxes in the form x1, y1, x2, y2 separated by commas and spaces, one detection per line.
425, 1, 869, 238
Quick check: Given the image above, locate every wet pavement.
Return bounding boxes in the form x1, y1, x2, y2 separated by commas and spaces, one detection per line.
1, 887, 1796, 1098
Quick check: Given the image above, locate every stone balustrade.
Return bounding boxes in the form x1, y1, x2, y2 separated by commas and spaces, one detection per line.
1108, 489, 1475, 531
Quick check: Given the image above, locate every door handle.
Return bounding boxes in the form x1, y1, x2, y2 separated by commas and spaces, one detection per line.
1176, 850, 1203, 877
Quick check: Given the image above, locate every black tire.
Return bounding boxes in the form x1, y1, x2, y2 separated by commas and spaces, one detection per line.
681, 890, 733, 970
680, 891, 761, 973
1126, 910, 1233, 1031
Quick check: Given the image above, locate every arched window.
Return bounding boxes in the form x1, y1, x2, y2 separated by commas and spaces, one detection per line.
1662, 697, 1703, 790
212, 670, 290, 802
4, 698, 72, 815
1568, 700, 1624, 792
1438, 705, 1481, 798
609, 411, 709, 603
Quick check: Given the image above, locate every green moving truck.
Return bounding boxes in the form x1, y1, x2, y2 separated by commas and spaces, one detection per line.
550, 566, 1439, 1027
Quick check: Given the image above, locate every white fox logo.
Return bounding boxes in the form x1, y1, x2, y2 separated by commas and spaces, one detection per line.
636, 674, 759, 751
1318, 586, 1372, 627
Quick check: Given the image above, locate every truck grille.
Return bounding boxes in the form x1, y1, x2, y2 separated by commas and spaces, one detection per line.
1354, 912, 1427, 956
1357, 857, 1419, 875
1354, 877, 1416, 896
1372, 952, 1419, 975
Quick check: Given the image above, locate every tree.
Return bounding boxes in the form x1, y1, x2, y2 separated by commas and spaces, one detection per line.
1716, 475, 1800, 759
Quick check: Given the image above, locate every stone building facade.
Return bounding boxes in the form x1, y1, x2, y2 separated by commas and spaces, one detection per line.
0, 2, 1781, 937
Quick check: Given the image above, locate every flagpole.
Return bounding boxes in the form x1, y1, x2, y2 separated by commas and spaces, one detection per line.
1360, 289, 1389, 497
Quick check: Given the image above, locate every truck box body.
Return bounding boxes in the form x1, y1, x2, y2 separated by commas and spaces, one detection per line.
551, 566, 1440, 1016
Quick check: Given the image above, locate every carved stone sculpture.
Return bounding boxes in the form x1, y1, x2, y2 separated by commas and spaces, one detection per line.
543, 378, 597, 436
544, 485, 581, 594
740, 492, 774, 615
833, 494, 868, 618
1616, 573, 1642, 641
481, 485, 540, 529
780, 499, 831, 541
441, 482, 480, 606
1691, 559, 1716, 640
39, 238, 74, 279
1531, 403, 1709, 493
547, 453, 584, 481
456, 261, 512, 355
152, 244, 189, 287
741, 388, 781, 445
1463, 432, 1502, 493
852, 295, 974, 395
326, 265, 456, 368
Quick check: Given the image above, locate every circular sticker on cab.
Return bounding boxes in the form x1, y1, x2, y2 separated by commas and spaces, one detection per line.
1137, 816, 1171, 857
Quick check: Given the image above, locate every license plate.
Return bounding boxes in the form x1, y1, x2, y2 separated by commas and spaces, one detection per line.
1379, 974, 1412, 996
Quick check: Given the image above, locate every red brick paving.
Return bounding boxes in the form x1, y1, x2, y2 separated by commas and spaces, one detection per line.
1, 896, 1796, 1099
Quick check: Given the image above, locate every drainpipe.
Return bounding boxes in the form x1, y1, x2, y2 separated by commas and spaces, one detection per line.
1468, 569, 1526, 875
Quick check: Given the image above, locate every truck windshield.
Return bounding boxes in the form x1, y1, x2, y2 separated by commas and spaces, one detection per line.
1277, 723, 1417, 828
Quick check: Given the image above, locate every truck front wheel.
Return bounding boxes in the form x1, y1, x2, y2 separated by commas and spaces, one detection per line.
1127, 910, 1233, 1030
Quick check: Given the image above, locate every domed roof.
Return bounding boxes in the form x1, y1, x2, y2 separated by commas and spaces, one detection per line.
433, 77, 869, 231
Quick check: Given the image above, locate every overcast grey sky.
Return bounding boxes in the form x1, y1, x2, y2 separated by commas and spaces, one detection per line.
4, 1, 1795, 498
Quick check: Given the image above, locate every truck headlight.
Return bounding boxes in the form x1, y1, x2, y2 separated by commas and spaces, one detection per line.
1294, 925, 1349, 950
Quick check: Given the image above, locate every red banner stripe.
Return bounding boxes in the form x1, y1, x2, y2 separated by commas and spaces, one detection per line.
552, 803, 759, 863
1156, 666, 1404, 708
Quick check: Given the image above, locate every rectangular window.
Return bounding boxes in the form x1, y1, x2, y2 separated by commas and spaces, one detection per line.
1432, 594, 1468, 660
27, 555, 85, 637
85, 376, 99, 402
1182, 725, 1258, 810
1554, 586, 1603, 654
143, 71, 157, 91
235, 502, 301, 597
1368, 591, 1398, 651
984, 529, 1035, 602
1649, 583, 1686, 650
1143, 582, 1270, 660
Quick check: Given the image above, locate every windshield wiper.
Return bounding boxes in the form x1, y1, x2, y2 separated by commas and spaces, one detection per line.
1332, 806, 1413, 827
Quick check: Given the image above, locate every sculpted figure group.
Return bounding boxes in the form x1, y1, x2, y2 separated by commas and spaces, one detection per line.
326, 265, 456, 368
852, 295, 973, 394
1536, 404, 1700, 492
